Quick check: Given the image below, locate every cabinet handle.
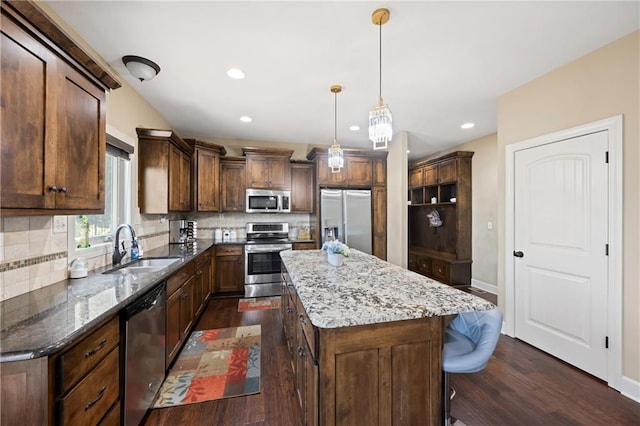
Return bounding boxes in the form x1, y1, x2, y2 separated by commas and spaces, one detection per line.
299, 314, 306, 325
48, 185, 58, 193
197, 270, 203, 275
84, 339, 107, 358
84, 386, 107, 410
60, 186, 67, 193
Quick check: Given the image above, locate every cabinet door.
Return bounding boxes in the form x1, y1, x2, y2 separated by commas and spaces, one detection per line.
408, 168, 423, 189
180, 276, 195, 337
373, 159, 386, 187
345, 157, 373, 186
168, 145, 183, 211
246, 156, 269, 188
221, 162, 246, 212
215, 255, 244, 293
195, 149, 220, 211
303, 337, 318, 426
316, 155, 346, 186
372, 187, 387, 260
266, 157, 291, 189
1, 18, 57, 210
180, 152, 191, 211
437, 159, 457, 183
54, 60, 106, 211
291, 164, 313, 212
423, 165, 438, 185
166, 289, 182, 365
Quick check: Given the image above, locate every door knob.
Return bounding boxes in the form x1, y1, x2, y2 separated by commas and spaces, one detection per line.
513, 251, 524, 258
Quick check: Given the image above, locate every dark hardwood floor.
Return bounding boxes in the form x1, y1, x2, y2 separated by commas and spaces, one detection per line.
145, 297, 640, 425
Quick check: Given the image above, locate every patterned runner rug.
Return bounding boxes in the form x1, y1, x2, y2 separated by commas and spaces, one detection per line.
153, 325, 261, 408
238, 296, 281, 312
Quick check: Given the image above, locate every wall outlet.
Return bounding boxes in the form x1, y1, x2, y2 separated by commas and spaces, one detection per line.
53, 216, 68, 233
487, 221, 493, 230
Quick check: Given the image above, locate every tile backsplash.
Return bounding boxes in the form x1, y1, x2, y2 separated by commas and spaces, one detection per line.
0, 212, 311, 302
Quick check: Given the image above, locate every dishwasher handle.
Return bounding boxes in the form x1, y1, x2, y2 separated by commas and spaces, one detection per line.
125, 282, 165, 318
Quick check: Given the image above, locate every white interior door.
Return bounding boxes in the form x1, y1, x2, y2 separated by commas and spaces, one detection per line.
514, 130, 608, 380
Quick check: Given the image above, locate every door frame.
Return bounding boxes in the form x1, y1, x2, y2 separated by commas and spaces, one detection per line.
504, 115, 623, 390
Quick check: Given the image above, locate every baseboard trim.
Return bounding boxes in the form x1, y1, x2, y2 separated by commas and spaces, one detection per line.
471, 278, 497, 295
619, 375, 640, 402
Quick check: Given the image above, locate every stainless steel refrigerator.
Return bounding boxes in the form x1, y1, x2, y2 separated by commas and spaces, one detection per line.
320, 189, 372, 254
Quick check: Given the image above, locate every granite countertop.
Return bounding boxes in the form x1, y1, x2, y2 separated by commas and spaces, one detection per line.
0, 240, 217, 362
280, 249, 495, 329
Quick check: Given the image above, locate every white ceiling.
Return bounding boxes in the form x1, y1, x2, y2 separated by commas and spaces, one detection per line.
47, 1, 639, 159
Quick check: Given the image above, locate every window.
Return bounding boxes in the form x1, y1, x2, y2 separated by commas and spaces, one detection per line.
69, 133, 133, 258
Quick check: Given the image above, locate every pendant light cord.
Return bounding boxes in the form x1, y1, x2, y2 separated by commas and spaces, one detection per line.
379, 18, 382, 100
334, 91, 338, 141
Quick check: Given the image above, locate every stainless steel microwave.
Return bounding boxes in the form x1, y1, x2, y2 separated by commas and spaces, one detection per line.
246, 189, 291, 213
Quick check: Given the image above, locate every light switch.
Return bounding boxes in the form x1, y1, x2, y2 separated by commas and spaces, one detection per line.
487, 221, 493, 230
53, 216, 68, 233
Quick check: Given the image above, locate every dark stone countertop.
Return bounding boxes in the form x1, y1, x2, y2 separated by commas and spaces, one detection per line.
0, 240, 217, 362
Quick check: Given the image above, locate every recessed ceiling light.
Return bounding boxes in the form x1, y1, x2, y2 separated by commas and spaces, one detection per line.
349, 125, 360, 131
227, 68, 245, 79
461, 122, 475, 129
406, 150, 411, 154
240, 116, 252, 123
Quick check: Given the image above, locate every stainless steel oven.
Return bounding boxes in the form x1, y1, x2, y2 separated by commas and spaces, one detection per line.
244, 223, 291, 297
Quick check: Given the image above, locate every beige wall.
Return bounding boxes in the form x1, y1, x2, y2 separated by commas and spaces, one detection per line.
497, 31, 639, 381
420, 134, 499, 288
387, 132, 409, 267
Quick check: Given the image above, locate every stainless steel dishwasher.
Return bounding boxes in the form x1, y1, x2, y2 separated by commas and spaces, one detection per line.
123, 283, 166, 426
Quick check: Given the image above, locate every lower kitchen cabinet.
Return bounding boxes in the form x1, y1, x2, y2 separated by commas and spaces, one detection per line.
193, 250, 212, 317
281, 266, 442, 425
292, 241, 316, 250
215, 245, 244, 293
165, 262, 195, 366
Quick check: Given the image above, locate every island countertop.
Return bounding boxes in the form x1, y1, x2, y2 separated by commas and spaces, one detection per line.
280, 249, 495, 328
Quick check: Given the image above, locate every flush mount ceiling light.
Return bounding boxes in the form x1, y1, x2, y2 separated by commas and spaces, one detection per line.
349, 125, 360, 131
122, 55, 161, 82
227, 68, 246, 79
461, 122, 475, 129
240, 116, 253, 123
328, 85, 344, 174
369, 8, 392, 150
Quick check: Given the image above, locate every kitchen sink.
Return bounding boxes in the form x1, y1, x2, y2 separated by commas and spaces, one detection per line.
103, 257, 181, 275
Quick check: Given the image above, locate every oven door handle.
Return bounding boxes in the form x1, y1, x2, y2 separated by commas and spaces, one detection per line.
245, 245, 292, 253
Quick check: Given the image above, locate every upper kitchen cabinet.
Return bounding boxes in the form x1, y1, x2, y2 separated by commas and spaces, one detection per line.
186, 139, 227, 212
0, 1, 120, 216
220, 157, 246, 212
307, 148, 386, 188
290, 161, 314, 213
242, 147, 293, 190
137, 128, 194, 214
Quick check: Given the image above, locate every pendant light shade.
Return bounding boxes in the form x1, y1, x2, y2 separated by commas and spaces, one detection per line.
122, 55, 161, 82
369, 8, 392, 150
328, 85, 344, 173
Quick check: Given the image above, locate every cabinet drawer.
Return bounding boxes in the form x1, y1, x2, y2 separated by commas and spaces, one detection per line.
194, 251, 212, 270
408, 254, 418, 271
292, 242, 315, 251
57, 316, 119, 393
295, 297, 316, 360
216, 245, 243, 256
418, 257, 431, 275
98, 401, 120, 426
59, 348, 119, 425
167, 263, 195, 295
431, 260, 449, 282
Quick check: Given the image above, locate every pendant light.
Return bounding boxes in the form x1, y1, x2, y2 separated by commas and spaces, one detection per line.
328, 85, 344, 173
369, 8, 392, 150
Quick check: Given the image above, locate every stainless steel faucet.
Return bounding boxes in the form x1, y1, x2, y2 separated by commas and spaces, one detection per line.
113, 224, 137, 266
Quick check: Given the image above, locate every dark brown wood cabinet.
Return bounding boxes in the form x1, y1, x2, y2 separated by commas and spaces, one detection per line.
281, 267, 442, 425
1, 2, 117, 216
215, 245, 244, 293
242, 147, 293, 190
291, 162, 314, 213
307, 148, 388, 260
292, 241, 316, 251
220, 157, 246, 212
137, 128, 194, 214
166, 262, 195, 366
408, 151, 473, 287
186, 139, 227, 212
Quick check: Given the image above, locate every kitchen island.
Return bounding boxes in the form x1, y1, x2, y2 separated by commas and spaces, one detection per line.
279, 249, 494, 426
